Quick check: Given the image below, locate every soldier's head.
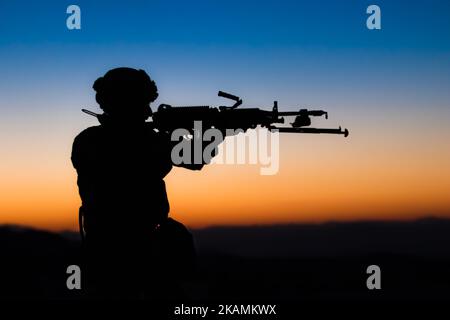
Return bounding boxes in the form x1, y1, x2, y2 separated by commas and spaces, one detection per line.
93, 67, 158, 122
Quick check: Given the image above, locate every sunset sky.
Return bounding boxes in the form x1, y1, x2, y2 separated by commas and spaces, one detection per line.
1, 0, 450, 231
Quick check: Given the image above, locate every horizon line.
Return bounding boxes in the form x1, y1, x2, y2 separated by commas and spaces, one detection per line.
1, 215, 449, 234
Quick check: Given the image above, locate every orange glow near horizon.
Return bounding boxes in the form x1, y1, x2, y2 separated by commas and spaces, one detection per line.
1, 115, 450, 232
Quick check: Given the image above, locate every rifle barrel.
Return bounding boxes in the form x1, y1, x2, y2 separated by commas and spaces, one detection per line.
277, 110, 326, 116
273, 127, 349, 137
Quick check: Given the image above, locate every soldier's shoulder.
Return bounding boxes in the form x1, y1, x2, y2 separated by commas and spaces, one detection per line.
75, 126, 103, 138
73, 126, 104, 145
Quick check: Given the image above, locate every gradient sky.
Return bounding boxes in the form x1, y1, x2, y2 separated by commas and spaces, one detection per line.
1, 0, 450, 231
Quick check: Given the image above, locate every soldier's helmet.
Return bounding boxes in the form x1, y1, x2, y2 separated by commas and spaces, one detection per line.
93, 67, 158, 120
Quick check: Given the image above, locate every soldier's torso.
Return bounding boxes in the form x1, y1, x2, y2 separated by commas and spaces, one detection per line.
72, 124, 173, 235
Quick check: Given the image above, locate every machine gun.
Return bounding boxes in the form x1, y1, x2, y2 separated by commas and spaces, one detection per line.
82, 91, 349, 137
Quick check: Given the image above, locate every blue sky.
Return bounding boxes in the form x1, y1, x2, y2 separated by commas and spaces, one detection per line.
1, 0, 449, 153
0, 0, 449, 139
1, 0, 449, 109
1, 1, 450, 49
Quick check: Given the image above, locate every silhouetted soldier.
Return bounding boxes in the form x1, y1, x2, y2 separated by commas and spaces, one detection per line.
71, 67, 202, 298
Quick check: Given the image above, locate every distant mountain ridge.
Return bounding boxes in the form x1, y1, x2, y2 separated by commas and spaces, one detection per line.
193, 217, 450, 258
2, 217, 449, 258
1, 217, 449, 300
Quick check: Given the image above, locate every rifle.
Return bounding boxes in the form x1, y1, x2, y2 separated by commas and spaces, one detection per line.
82, 90, 349, 137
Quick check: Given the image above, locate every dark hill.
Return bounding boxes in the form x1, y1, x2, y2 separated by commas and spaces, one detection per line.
1, 218, 449, 301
